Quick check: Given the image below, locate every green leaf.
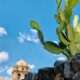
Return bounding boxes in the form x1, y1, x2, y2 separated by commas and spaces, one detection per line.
56, 0, 62, 6
38, 30, 44, 44
62, 48, 71, 60
74, 32, 80, 43
69, 42, 77, 55
77, 44, 80, 51
64, 7, 72, 23
44, 41, 62, 54
73, 15, 79, 28
58, 8, 65, 21
56, 22, 66, 31
30, 20, 40, 31
58, 26, 65, 31
59, 42, 66, 49
66, 0, 80, 9
56, 28, 70, 45
70, 0, 80, 9
54, 15, 61, 24
66, 24, 74, 41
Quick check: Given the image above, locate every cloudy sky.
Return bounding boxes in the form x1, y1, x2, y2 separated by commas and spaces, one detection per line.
0, 0, 80, 79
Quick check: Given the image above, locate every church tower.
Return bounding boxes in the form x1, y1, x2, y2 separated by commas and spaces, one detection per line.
12, 59, 29, 80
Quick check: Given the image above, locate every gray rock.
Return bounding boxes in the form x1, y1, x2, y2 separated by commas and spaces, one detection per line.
54, 73, 64, 80
36, 67, 54, 80
64, 61, 74, 79
23, 72, 34, 80
71, 53, 80, 64
72, 72, 80, 80
71, 53, 80, 73
54, 60, 64, 74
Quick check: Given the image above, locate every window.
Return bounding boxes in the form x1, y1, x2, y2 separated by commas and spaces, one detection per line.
22, 68, 24, 71
18, 73, 21, 76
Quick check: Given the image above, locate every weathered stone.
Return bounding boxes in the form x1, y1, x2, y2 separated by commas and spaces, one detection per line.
24, 53, 80, 80
71, 53, 80, 73
36, 67, 54, 80
71, 53, 80, 64
54, 60, 64, 74
23, 72, 33, 80
64, 61, 74, 79
54, 73, 64, 80
72, 72, 80, 80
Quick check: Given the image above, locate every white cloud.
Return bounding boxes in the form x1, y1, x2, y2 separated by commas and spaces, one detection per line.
0, 65, 13, 76
18, 29, 39, 43
53, 41, 58, 44
6, 67, 13, 76
25, 34, 39, 43
30, 29, 37, 34
0, 27, 7, 36
18, 32, 26, 43
52, 53, 63, 57
0, 68, 6, 73
57, 56, 67, 61
0, 51, 9, 62
0, 66, 13, 78
28, 64, 35, 69
0, 66, 8, 73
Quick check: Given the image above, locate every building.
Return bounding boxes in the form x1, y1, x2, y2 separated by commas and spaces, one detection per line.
12, 59, 29, 80
0, 77, 8, 80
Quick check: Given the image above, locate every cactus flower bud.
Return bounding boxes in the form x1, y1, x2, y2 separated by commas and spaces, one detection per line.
66, 0, 68, 6
76, 24, 80, 33
73, 15, 79, 28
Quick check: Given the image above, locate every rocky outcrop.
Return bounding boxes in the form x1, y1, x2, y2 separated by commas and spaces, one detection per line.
24, 53, 80, 80
35, 67, 54, 80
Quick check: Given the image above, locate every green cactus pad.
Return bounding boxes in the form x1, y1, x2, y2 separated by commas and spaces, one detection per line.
56, 29, 70, 45
59, 42, 66, 49
30, 20, 40, 31
54, 15, 61, 24
66, 24, 74, 41
44, 41, 62, 54
56, 0, 62, 6
69, 42, 77, 55
64, 7, 72, 23
66, 0, 80, 9
38, 30, 44, 44
62, 48, 71, 60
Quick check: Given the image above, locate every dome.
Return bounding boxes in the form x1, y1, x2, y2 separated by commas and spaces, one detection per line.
15, 59, 28, 67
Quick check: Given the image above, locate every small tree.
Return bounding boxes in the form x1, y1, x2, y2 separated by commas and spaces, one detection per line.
30, 0, 80, 60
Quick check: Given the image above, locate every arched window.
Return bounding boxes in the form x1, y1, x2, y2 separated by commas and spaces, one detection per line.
18, 73, 21, 76
18, 73, 21, 79
22, 67, 24, 71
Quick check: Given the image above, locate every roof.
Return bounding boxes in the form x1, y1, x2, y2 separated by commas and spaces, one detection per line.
15, 59, 28, 67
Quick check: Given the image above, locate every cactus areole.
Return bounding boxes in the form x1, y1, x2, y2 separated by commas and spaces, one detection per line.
30, 0, 80, 60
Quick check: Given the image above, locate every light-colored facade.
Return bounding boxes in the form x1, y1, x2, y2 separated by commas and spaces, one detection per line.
0, 78, 8, 80
12, 59, 29, 80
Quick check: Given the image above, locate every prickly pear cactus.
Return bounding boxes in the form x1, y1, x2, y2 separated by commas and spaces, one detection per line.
30, 0, 80, 60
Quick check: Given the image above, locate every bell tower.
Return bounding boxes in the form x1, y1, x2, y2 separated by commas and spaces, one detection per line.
12, 59, 29, 80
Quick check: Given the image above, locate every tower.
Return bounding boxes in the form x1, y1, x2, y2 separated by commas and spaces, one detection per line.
12, 59, 29, 80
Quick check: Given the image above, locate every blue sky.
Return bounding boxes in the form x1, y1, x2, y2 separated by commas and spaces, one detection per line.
0, 0, 80, 79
